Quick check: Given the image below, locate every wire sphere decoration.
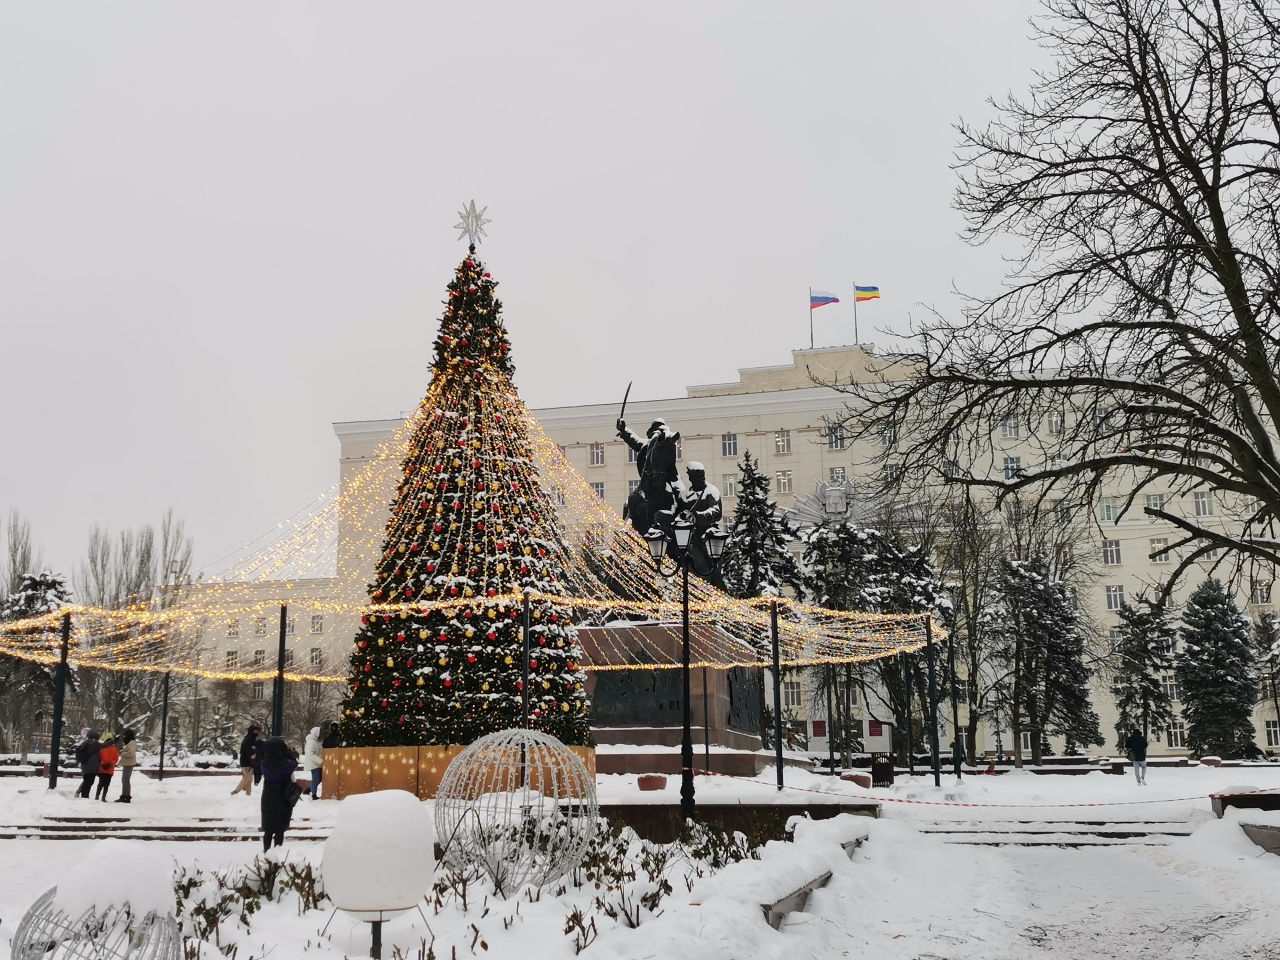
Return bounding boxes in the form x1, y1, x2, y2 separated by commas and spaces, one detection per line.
12, 888, 182, 960
434, 728, 598, 895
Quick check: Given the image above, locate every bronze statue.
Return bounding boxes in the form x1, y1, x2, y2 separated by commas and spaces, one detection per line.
677, 461, 726, 589
617, 417, 681, 534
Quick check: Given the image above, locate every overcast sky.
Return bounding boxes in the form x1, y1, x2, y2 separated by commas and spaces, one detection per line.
0, 2, 1044, 579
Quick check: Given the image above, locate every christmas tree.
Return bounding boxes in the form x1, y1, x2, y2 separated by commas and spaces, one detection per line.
1176, 578, 1258, 758
719, 453, 803, 598
339, 244, 592, 747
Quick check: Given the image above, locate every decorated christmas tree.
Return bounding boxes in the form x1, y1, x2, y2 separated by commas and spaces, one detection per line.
340, 223, 592, 748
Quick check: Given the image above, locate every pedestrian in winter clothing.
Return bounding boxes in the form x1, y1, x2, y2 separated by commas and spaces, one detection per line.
302, 727, 324, 799
94, 733, 118, 800
74, 730, 102, 798
252, 732, 266, 786
322, 721, 339, 750
1125, 729, 1149, 784
231, 724, 261, 796
259, 737, 299, 852
115, 729, 138, 802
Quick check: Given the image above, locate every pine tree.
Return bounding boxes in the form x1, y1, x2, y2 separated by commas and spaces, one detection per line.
1110, 600, 1175, 748
1, 569, 71, 621
988, 556, 1101, 763
339, 247, 591, 748
719, 452, 802, 599
801, 519, 944, 764
1176, 578, 1258, 757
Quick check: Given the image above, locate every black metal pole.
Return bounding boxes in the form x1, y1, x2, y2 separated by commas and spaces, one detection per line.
48, 611, 71, 790
370, 919, 382, 960
272, 603, 287, 737
702, 666, 710, 774
158, 671, 171, 782
902, 653, 915, 775
825, 663, 836, 776
522, 593, 531, 729
925, 616, 941, 787
949, 632, 962, 779
770, 599, 784, 790
680, 558, 694, 821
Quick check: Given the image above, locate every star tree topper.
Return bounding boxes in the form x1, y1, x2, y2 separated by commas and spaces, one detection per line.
454, 199, 491, 246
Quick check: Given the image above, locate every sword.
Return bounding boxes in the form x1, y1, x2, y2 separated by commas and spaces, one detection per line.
618, 381, 632, 428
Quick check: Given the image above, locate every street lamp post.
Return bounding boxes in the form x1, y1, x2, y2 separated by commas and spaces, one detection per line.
645, 519, 729, 823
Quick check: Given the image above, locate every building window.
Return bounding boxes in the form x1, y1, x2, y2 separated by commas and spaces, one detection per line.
953, 678, 970, 703
1201, 546, 1220, 562
1001, 417, 1019, 439
1003, 456, 1021, 480
284, 649, 295, 668
829, 466, 846, 485
252, 649, 265, 667
782, 680, 802, 709
1105, 584, 1125, 611
310, 614, 324, 634
1251, 580, 1273, 605
309, 680, 322, 698
1193, 491, 1214, 517
775, 470, 793, 494
225, 650, 239, 669
285, 615, 296, 636
1099, 497, 1118, 522
885, 463, 904, 483
1048, 411, 1064, 435
1162, 675, 1181, 702
590, 481, 606, 498
1102, 539, 1122, 565
1055, 544, 1074, 567
628, 479, 640, 496
628, 445, 638, 464
557, 444, 566, 456
555, 488, 567, 506
1145, 493, 1166, 517
310, 647, 323, 667
942, 459, 962, 479
827, 425, 846, 450
1266, 719, 1280, 748
721, 433, 738, 457
1150, 538, 1170, 563
1166, 721, 1186, 749
722, 475, 737, 498
589, 443, 605, 467
254, 617, 268, 636
1055, 501, 1071, 523
226, 619, 239, 638
774, 430, 791, 455
1108, 626, 1123, 651
251, 681, 265, 701
1020, 731, 1034, 753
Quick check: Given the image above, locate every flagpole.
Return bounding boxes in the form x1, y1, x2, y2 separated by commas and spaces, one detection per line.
809, 287, 814, 350
853, 283, 859, 345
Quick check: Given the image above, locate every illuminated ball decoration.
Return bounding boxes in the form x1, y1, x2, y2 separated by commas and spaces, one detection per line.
434, 728, 597, 894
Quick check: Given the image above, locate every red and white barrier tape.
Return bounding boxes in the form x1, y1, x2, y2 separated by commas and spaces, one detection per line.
689, 767, 1276, 809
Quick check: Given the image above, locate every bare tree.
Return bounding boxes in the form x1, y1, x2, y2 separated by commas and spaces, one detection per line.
73, 509, 196, 736
839, 0, 1280, 602
1, 511, 42, 601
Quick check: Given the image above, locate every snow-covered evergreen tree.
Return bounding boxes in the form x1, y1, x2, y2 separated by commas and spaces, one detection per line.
1, 569, 70, 620
801, 519, 945, 763
719, 452, 802, 598
1176, 578, 1258, 757
339, 246, 591, 747
988, 555, 1101, 763
1110, 600, 1175, 748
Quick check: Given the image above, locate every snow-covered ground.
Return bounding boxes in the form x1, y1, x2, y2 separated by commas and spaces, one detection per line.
1, 766, 1277, 959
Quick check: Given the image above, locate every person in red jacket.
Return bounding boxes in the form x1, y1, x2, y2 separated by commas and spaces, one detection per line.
95, 732, 120, 801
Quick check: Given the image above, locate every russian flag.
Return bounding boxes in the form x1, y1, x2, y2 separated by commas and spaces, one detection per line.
810, 290, 840, 309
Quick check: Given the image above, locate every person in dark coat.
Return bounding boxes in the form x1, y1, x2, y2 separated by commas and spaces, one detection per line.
1125, 729, 1148, 785
74, 730, 102, 798
252, 730, 266, 786
231, 724, 261, 796
259, 736, 298, 852
321, 721, 339, 750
